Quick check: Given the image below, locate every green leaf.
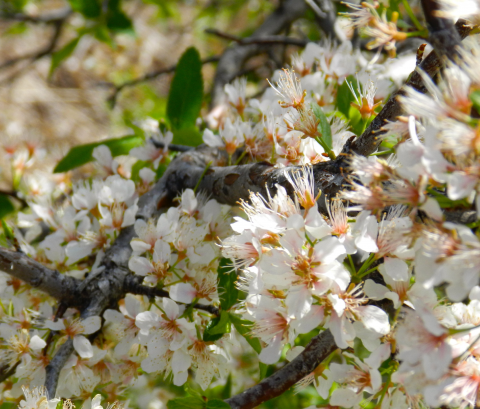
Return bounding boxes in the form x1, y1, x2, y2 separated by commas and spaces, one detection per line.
217, 258, 238, 311
172, 127, 203, 147
470, 90, 480, 113
167, 47, 204, 132
131, 160, 152, 183
229, 313, 261, 354
68, 0, 101, 18
205, 400, 230, 409
203, 311, 231, 342
0, 195, 15, 219
336, 75, 358, 118
106, 0, 133, 33
311, 103, 332, 150
167, 396, 205, 409
49, 36, 82, 76
53, 134, 143, 173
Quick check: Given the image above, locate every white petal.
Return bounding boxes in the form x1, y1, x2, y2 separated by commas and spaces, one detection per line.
44, 319, 66, 331
359, 305, 390, 335
73, 335, 94, 359
380, 258, 409, 282
330, 388, 361, 408
81, 316, 101, 334
29, 335, 47, 350
128, 256, 153, 276
169, 283, 197, 304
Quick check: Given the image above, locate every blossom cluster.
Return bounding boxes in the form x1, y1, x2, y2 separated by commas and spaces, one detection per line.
2, 2, 480, 407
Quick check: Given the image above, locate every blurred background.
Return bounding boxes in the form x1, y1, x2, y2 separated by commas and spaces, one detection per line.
0, 0, 339, 181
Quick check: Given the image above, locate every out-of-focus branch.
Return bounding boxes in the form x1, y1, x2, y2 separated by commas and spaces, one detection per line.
107, 55, 220, 108
305, 0, 339, 41
150, 138, 194, 152
124, 274, 220, 316
345, 19, 473, 157
0, 247, 83, 305
205, 29, 309, 47
226, 330, 337, 409
210, 0, 307, 108
0, 7, 72, 24
0, 17, 65, 83
420, 0, 463, 59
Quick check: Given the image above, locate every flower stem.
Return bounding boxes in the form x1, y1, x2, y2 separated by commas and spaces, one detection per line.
402, 0, 424, 31
194, 161, 213, 193
405, 29, 429, 38
356, 253, 375, 278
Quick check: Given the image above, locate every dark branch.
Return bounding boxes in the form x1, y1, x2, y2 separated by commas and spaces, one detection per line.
150, 138, 194, 152
0, 247, 83, 306
123, 274, 220, 316
210, 0, 307, 108
345, 19, 473, 157
226, 330, 337, 409
45, 338, 74, 396
420, 0, 463, 60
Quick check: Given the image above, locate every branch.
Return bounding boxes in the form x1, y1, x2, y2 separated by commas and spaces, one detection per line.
0, 19, 64, 71
150, 138, 194, 152
107, 55, 220, 108
45, 338, 74, 396
210, 0, 307, 108
0, 7, 72, 24
123, 274, 220, 316
205, 29, 309, 47
420, 0, 463, 59
226, 330, 337, 409
345, 19, 473, 157
0, 247, 82, 305
305, 0, 339, 41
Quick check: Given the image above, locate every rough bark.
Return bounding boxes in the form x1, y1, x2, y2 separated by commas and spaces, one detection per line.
226, 330, 337, 409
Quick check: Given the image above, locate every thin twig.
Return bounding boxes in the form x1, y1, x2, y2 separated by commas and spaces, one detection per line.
107, 55, 220, 108
150, 138, 194, 152
205, 29, 309, 47
124, 274, 220, 316
0, 18, 65, 83
0, 7, 72, 23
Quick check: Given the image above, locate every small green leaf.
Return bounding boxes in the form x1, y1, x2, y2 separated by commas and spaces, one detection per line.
470, 90, 480, 113
0, 195, 15, 219
167, 47, 204, 132
50, 36, 82, 76
106, 0, 133, 33
131, 160, 152, 183
53, 134, 143, 173
203, 311, 231, 342
217, 258, 238, 311
219, 373, 232, 400
1, 220, 14, 243
229, 313, 261, 354
172, 127, 203, 147
166, 396, 205, 409
336, 75, 358, 118
311, 103, 332, 150
205, 400, 230, 409
68, 0, 101, 18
